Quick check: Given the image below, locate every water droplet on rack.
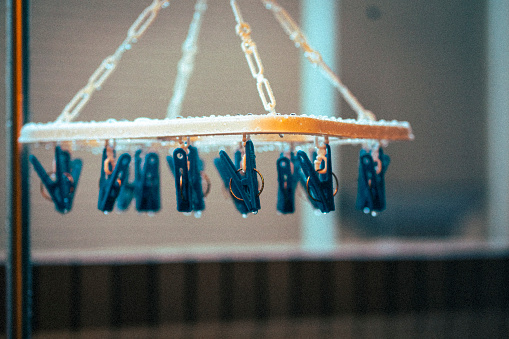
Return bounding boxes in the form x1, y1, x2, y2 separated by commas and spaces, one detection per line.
103, 211, 109, 215
363, 207, 370, 214
194, 211, 202, 218
242, 214, 248, 219
371, 211, 378, 217
183, 212, 192, 217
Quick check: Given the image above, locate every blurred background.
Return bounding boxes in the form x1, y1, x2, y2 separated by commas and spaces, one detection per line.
2, 0, 508, 337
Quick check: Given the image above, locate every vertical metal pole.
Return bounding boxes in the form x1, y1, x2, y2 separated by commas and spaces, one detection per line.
300, 0, 339, 250
6, 0, 32, 337
487, 0, 509, 244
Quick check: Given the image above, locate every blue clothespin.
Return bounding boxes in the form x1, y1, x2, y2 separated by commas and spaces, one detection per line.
356, 146, 390, 215
116, 150, 139, 211
135, 151, 161, 212
117, 150, 160, 213
276, 152, 299, 214
30, 145, 82, 214
214, 140, 263, 215
291, 151, 323, 211
297, 143, 337, 213
214, 149, 249, 215
167, 145, 206, 213
97, 146, 131, 213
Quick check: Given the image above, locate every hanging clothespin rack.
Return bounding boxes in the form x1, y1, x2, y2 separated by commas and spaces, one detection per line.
19, 0, 413, 215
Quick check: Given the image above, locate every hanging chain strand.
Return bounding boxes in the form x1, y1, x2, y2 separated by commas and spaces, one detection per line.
55, 0, 170, 123
231, 0, 277, 115
261, 0, 375, 121
166, 0, 207, 119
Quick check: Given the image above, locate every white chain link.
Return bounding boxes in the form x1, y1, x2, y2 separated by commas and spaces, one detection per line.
166, 0, 207, 119
261, 0, 375, 121
231, 0, 277, 114
56, 0, 170, 123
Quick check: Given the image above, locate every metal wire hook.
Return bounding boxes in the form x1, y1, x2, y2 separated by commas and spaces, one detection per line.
40, 171, 75, 201
103, 156, 122, 186
228, 168, 264, 201
305, 171, 338, 202
202, 172, 211, 197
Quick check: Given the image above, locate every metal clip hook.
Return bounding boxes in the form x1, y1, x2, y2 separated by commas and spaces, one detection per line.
30, 145, 83, 214
214, 140, 262, 214
167, 145, 208, 213
297, 143, 337, 213
356, 147, 390, 215
97, 146, 131, 213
